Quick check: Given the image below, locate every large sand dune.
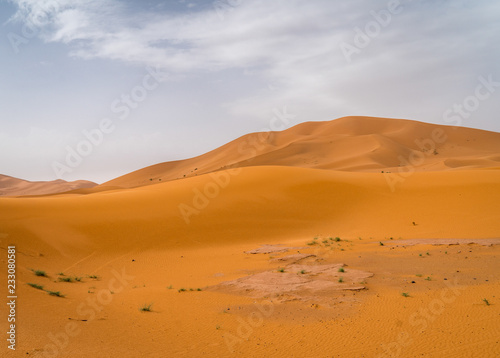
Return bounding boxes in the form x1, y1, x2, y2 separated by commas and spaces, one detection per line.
102, 116, 500, 189
0, 116, 499, 357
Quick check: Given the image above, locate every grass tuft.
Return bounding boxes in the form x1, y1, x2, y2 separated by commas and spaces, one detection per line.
482, 298, 490, 306
401, 292, 410, 297
47, 291, 64, 297
27, 283, 44, 290
338, 267, 345, 273
139, 303, 153, 312
338, 277, 344, 283
34, 270, 47, 277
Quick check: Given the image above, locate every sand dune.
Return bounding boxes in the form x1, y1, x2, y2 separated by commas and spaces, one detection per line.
0, 116, 499, 357
0, 174, 97, 197
102, 116, 500, 189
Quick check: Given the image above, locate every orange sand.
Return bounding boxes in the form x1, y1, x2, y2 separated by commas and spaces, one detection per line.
0, 117, 499, 357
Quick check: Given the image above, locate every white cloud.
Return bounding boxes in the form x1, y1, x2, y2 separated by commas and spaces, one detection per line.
3, 0, 500, 182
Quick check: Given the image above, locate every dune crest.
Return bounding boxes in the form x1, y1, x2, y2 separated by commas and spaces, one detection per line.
0, 174, 97, 197
101, 116, 500, 189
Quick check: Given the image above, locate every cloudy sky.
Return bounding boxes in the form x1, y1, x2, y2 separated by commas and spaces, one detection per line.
1, 0, 499, 183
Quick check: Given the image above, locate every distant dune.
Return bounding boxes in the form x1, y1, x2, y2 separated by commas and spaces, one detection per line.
102, 116, 500, 189
0, 174, 97, 197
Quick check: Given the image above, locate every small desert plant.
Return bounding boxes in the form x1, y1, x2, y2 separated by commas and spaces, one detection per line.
167, 285, 173, 289
47, 291, 64, 297
59, 277, 73, 282
482, 298, 490, 306
307, 241, 317, 246
88, 275, 98, 279
379, 242, 384, 246
334, 237, 341, 242
178, 288, 187, 293
27, 283, 44, 290
216, 325, 221, 330
401, 292, 410, 297
415, 274, 423, 277
277, 268, 285, 273
426, 252, 430, 256
338, 277, 344, 283
58, 272, 65, 276
338, 267, 345, 273
419, 253, 423, 257
299, 270, 306, 274
34, 270, 47, 277
74, 277, 82, 282
425, 277, 432, 281
197, 288, 202, 291
139, 303, 153, 312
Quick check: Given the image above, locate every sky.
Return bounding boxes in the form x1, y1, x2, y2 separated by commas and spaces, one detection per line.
1, 0, 499, 183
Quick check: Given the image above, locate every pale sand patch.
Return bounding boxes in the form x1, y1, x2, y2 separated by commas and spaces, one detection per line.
208, 263, 373, 305
383, 238, 500, 247
244, 244, 307, 254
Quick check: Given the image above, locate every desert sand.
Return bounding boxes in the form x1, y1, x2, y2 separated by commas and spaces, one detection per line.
0, 116, 499, 357
0, 175, 97, 197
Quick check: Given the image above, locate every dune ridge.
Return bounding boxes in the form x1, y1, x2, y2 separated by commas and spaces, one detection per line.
0, 174, 97, 197
101, 116, 500, 189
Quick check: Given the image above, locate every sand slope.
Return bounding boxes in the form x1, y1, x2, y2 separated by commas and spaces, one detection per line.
0, 174, 97, 197
0, 116, 499, 357
102, 116, 500, 189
